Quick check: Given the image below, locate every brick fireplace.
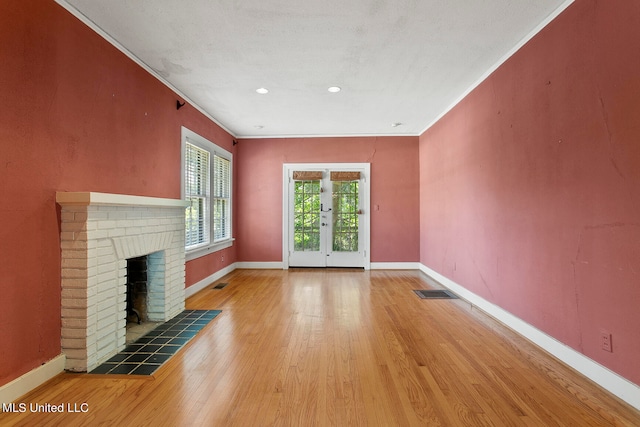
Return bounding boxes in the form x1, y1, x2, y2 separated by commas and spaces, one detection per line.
56, 192, 188, 372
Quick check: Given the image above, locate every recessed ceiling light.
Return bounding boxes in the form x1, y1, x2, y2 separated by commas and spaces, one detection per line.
327, 86, 341, 93
256, 88, 269, 94
391, 122, 403, 127
254, 125, 264, 129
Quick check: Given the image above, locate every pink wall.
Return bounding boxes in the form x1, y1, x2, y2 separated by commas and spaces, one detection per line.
235, 137, 420, 263
0, 0, 236, 386
420, 0, 640, 384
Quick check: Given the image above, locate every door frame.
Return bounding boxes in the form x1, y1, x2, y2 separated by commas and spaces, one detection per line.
282, 163, 371, 270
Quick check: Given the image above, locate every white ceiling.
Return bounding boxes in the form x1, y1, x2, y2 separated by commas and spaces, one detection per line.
57, 0, 572, 138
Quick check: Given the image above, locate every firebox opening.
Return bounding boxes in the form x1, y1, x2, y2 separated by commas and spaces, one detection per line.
126, 255, 160, 343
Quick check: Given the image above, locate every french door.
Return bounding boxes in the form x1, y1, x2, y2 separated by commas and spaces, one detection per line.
283, 163, 370, 269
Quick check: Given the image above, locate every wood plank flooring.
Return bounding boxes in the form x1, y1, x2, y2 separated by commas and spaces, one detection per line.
2, 269, 639, 426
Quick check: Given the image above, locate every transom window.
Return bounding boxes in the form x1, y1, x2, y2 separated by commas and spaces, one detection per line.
182, 127, 233, 257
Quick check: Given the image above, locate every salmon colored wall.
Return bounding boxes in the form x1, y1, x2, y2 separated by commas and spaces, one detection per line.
235, 137, 420, 263
420, 0, 640, 384
0, 1, 236, 386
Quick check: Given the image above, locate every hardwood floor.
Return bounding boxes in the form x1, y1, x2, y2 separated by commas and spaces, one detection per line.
2, 269, 639, 426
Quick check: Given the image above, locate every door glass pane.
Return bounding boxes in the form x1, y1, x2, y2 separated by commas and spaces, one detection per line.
332, 180, 359, 252
293, 180, 321, 251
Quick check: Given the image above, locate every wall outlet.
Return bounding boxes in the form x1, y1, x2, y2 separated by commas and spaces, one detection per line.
600, 331, 613, 353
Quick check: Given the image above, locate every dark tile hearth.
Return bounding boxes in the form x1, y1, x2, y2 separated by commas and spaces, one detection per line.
90, 309, 221, 376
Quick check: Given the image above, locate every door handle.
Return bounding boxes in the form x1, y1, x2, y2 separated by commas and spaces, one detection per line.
320, 203, 331, 212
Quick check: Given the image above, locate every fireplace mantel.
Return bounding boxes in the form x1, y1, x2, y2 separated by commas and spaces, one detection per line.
56, 192, 188, 208
57, 191, 187, 372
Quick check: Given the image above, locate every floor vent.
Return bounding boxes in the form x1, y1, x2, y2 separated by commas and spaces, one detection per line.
212, 283, 228, 290
413, 289, 458, 299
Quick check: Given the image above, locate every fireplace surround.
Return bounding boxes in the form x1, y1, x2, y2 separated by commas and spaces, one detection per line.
56, 192, 188, 372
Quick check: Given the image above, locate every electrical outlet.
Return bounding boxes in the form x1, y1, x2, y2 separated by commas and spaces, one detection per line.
600, 331, 613, 353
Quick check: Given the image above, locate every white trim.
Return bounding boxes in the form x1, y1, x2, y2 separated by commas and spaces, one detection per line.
184, 263, 237, 299
181, 127, 234, 259
53, 0, 237, 138
237, 132, 420, 139
418, 0, 575, 136
419, 263, 640, 411
185, 239, 235, 262
56, 192, 188, 208
235, 262, 284, 270
54, 0, 573, 141
0, 354, 66, 404
371, 262, 421, 270
282, 163, 371, 270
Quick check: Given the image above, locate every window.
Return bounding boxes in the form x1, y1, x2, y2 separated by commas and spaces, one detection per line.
182, 127, 233, 258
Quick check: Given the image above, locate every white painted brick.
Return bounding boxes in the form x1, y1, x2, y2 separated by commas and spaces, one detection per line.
61, 240, 88, 250
97, 239, 112, 249
64, 348, 87, 361
61, 221, 87, 232
107, 228, 126, 238
62, 338, 86, 350
108, 210, 127, 220
97, 315, 117, 334
86, 320, 96, 338
60, 201, 187, 370
62, 273, 88, 287
62, 288, 86, 300
96, 288, 117, 304
62, 317, 87, 329
97, 262, 116, 275
74, 212, 88, 222
62, 278, 88, 289
62, 328, 87, 339
61, 211, 76, 221
96, 343, 116, 361
97, 247, 113, 257
96, 271, 115, 285
73, 231, 88, 241
86, 293, 98, 309
87, 275, 98, 289
89, 229, 109, 240
62, 258, 86, 269
62, 297, 87, 309
60, 231, 76, 241
62, 249, 88, 260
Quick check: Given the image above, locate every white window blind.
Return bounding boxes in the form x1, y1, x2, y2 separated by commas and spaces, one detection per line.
185, 142, 210, 248
182, 127, 233, 257
213, 155, 231, 241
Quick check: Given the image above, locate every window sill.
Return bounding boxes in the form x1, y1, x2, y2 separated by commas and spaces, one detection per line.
185, 238, 235, 262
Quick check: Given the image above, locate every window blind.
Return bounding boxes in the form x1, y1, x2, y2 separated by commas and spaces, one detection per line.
185, 142, 210, 248
293, 171, 323, 180
213, 155, 231, 241
330, 171, 361, 181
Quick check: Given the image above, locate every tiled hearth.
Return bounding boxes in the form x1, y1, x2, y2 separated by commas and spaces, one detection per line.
56, 192, 188, 372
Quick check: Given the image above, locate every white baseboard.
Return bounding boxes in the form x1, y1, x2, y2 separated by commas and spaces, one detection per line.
185, 263, 237, 299
235, 261, 283, 269
371, 262, 421, 270
419, 263, 640, 411
0, 354, 66, 404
